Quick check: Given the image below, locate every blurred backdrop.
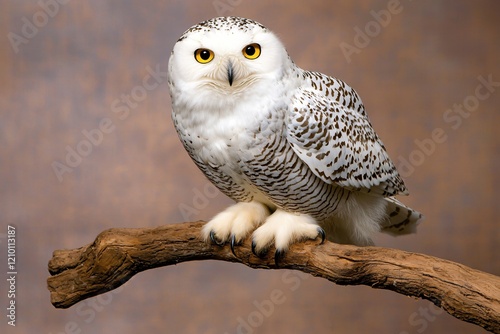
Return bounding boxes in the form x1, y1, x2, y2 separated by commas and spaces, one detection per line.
0, 1, 498, 333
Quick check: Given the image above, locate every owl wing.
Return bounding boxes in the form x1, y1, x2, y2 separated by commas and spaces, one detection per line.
286, 73, 408, 197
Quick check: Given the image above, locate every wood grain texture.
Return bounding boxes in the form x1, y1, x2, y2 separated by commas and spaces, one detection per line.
47, 221, 500, 332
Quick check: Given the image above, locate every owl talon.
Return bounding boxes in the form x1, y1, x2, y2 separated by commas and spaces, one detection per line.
251, 240, 257, 255
317, 227, 326, 244
274, 249, 286, 267
209, 230, 225, 246
251, 240, 268, 258
230, 235, 240, 256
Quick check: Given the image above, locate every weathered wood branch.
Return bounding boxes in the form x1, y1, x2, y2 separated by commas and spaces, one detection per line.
47, 221, 500, 333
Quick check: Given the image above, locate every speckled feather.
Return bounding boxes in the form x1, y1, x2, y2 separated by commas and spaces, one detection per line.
288, 72, 408, 196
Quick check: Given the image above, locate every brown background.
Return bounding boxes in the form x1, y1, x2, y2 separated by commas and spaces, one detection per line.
1, 1, 498, 333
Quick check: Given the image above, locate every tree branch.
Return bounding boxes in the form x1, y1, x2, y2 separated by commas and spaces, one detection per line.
47, 221, 500, 333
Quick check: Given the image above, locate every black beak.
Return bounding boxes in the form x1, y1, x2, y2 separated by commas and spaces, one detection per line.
227, 61, 234, 86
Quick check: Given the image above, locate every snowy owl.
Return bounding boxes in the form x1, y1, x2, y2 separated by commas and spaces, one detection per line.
168, 16, 422, 262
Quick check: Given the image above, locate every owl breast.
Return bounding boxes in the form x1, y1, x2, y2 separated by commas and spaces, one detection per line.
172, 97, 349, 222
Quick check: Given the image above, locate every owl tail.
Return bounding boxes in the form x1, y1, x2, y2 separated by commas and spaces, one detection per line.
380, 197, 423, 236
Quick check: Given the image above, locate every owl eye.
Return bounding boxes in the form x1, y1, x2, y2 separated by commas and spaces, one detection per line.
242, 43, 261, 60
194, 48, 214, 63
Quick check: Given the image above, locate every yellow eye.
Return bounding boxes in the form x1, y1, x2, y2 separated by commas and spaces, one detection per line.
242, 43, 261, 60
194, 48, 214, 63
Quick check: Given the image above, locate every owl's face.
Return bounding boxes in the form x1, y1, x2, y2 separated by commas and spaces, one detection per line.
168, 17, 290, 107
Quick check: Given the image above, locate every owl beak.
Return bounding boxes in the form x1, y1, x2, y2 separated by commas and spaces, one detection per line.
227, 61, 234, 86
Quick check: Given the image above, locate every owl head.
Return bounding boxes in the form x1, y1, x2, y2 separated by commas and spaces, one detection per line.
168, 17, 291, 108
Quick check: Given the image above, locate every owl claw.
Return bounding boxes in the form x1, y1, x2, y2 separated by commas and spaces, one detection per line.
209, 230, 225, 247
317, 227, 326, 244
274, 249, 286, 267
230, 235, 240, 256
251, 240, 268, 258
273, 228, 323, 267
